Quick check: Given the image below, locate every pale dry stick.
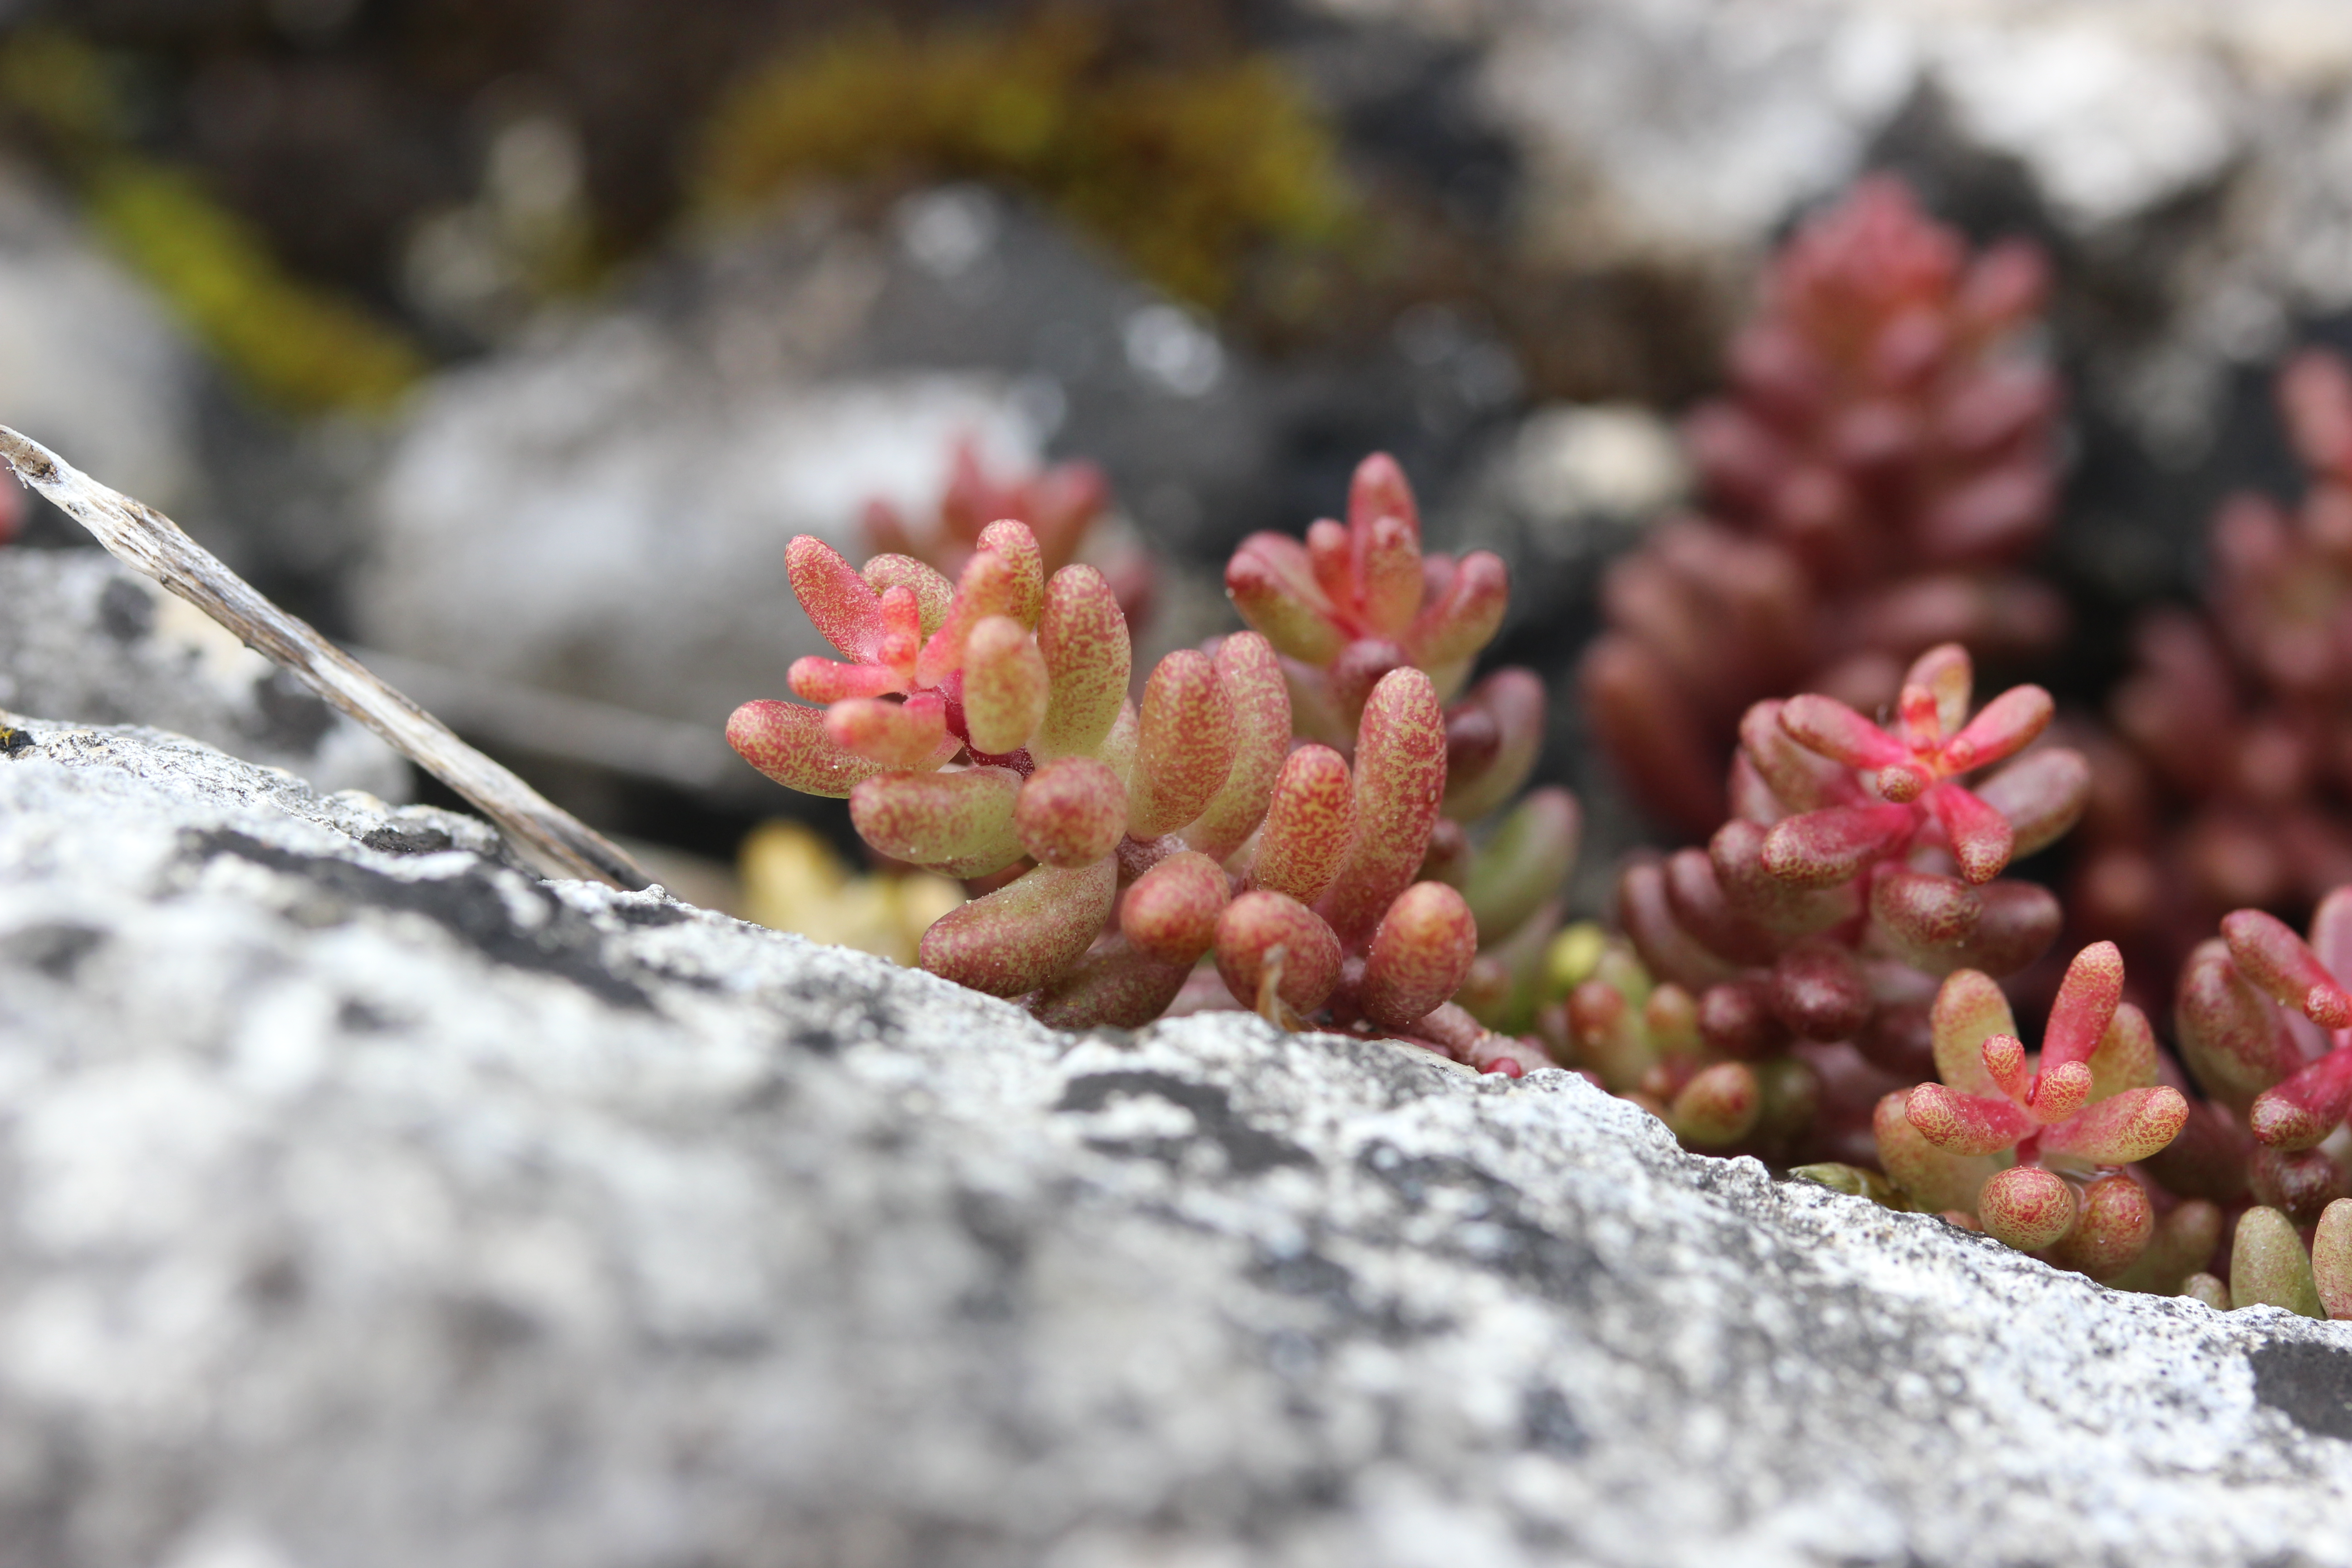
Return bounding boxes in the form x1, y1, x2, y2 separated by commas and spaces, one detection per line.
0, 426, 652, 889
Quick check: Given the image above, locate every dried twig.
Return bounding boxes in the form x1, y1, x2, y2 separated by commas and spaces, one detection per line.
0, 426, 652, 889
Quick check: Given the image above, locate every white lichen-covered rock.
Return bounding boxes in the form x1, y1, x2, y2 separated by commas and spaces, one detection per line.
0, 551, 405, 798
0, 716, 2350, 1567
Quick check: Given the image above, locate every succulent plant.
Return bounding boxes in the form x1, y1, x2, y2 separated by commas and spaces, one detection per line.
2170, 892, 2352, 1224
1590, 643, 2087, 1165
1581, 176, 2064, 835
1877, 942, 2195, 1280
2078, 348, 2352, 1005
729, 453, 1579, 1060
2186, 1199, 2352, 1317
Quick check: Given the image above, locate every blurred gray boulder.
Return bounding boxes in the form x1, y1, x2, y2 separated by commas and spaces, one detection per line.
0, 550, 404, 798
4, 717, 2352, 1567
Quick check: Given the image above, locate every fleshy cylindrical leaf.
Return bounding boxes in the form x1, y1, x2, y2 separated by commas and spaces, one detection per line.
1349, 450, 1421, 541
1251, 745, 1356, 905
920, 858, 1118, 998
1014, 757, 1127, 868
2176, 938, 2304, 1112
1769, 942, 1871, 1042
1029, 941, 1192, 1029
1672, 1062, 1762, 1148
1618, 862, 1741, 993
2314, 1199, 2352, 1320
1778, 694, 1906, 767
914, 547, 1029, 689
1710, 819, 1857, 937
728, 699, 890, 798
1926, 781, 2014, 884
1873, 1090, 2008, 1214
2044, 1172, 2153, 1279
2029, 1060, 2093, 1124
788, 655, 903, 704
1930, 968, 2016, 1098
2250, 1046, 2352, 1151
2042, 941, 2126, 1070
1358, 881, 1480, 1030
973, 518, 1045, 627
1906, 1083, 2031, 1156
1127, 650, 1237, 839
1226, 533, 1344, 664
1215, 891, 1343, 1013
1903, 643, 1973, 736
2250, 1146, 2351, 1227
2231, 1206, 2324, 1318
825, 691, 952, 769
1461, 788, 1580, 946
1358, 510, 1423, 638
1950, 880, 2060, 977
2180, 1273, 2232, 1310
2223, 908, 2352, 1027
1442, 668, 1546, 821
1408, 550, 1507, 672
1978, 1164, 2076, 1251
787, 534, 883, 660
1761, 803, 1916, 888
2040, 1086, 2190, 1165
1180, 633, 1292, 862
961, 616, 1049, 755
1941, 684, 2053, 772
1972, 747, 2090, 859
862, 553, 955, 634
1034, 565, 1132, 760
2086, 1001, 2162, 1101
1871, 868, 1982, 965
1120, 850, 1231, 964
1318, 668, 1448, 944
850, 767, 1024, 872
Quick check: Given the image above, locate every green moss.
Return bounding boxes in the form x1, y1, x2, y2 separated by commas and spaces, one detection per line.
88, 162, 424, 414
0, 29, 426, 416
693, 14, 1353, 311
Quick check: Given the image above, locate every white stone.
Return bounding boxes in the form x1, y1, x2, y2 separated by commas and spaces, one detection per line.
0, 715, 2345, 1562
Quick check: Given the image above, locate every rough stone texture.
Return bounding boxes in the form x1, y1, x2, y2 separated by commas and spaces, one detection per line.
0, 551, 405, 798
0, 717, 2350, 1566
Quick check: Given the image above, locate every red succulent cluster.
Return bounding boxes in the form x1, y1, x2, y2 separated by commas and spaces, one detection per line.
1582, 644, 2088, 1164
2171, 894, 2352, 1225
1582, 176, 2065, 834
2079, 349, 2352, 1001
732, 454, 1568, 1059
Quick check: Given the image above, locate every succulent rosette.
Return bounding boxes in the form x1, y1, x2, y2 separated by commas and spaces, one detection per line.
1880, 942, 2197, 1280
729, 453, 1564, 1057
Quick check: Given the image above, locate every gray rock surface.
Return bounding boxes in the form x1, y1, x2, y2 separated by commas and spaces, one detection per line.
0, 551, 405, 799
1, 716, 2350, 1567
